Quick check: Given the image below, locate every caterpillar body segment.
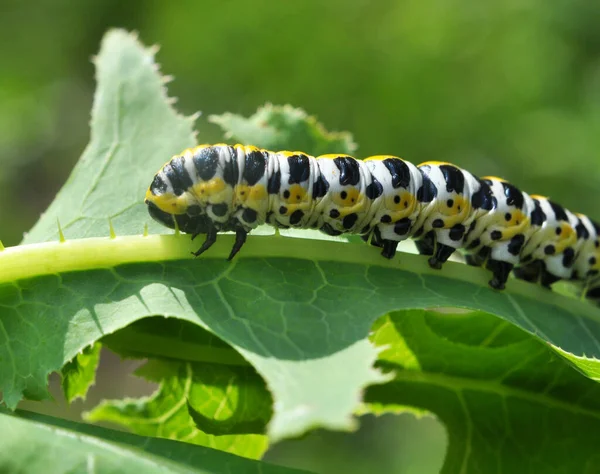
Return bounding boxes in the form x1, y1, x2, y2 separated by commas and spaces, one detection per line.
145, 144, 600, 300
577, 216, 600, 302
462, 177, 538, 289
516, 197, 580, 286
360, 156, 424, 257
412, 163, 494, 273
573, 215, 600, 281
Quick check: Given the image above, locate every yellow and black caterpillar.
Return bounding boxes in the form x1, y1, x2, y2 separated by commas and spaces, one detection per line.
145, 144, 600, 300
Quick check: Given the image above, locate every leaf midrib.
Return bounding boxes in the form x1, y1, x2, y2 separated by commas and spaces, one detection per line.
2, 233, 598, 325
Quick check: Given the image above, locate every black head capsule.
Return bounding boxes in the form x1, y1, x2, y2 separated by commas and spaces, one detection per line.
145, 196, 248, 259
145, 200, 213, 236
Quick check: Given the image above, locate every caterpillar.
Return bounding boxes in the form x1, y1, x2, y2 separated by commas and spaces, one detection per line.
144, 144, 600, 301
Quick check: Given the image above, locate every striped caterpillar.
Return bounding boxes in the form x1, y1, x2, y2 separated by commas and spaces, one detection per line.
145, 144, 600, 301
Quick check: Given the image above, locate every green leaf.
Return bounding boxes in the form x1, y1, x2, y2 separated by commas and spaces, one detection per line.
3, 242, 600, 440
22, 29, 197, 245
365, 309, 600, 473
84, 359, 271, 458
61, 342, 101, 403
209, 104, 357, 156
0, 409, 309, 474
3, 27, 600, 471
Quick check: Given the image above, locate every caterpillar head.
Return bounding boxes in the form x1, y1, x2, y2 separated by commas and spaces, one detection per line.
146, 200, 213, 235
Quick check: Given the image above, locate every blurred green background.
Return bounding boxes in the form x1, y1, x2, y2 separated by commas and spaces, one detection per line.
2, 0, 599, 472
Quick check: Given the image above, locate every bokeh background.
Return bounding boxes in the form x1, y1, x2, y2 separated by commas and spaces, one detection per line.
2, 0, 599, 472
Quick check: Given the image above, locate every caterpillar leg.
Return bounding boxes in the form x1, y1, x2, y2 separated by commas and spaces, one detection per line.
365, 227, 384, 248
486, 259, 514, 290
362, 227, 399, 259
381, 240, 399, 259
513, 262, 542, 283
414, 231, 435, 256
540, 268, 561, 288
320, 223, 343, 237
227, 229, 248, 261
465, 246, 490, 267
586, 286, 600, 305
192, 227, 218, 257
428, 243, 456, 270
